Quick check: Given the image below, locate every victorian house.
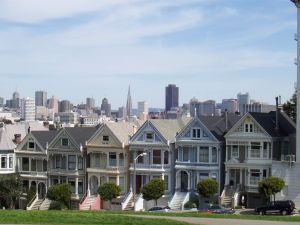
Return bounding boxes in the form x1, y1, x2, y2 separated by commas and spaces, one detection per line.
171, 114, 239, 210
0, 127, 16, 175
15, 130, 59, 209
83, 122, 139, 210
128, 118, 191, 210
223, 111, 295, 208
47, 127, 96, 208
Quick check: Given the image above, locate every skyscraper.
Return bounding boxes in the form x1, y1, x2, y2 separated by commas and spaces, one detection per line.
237, 92, 250, 115
126, 86, 132, 118
48, 96, 59, 113
0, 97, 4, 107
35, 90, 47, 107
12, 91, 20, 109
138, 101, 148, 120
101, 98, 111, 117
165, 84, 179, 112
60, 100, 72, 112
222, 99, 238, 113
86, 97, 95, 109
21, 97, 35, 121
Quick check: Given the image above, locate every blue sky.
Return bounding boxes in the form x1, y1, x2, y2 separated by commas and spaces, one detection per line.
0, 0, 297, 108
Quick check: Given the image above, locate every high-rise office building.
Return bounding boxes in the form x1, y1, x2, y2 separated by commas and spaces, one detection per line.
222, 99, 238, 113
101, 98, 111, 117
35, 90, 47, 107
48, 96, 59, 113
86, 97, 95, 109
203, 100, 216, 116
165, 84, 179, 112
12, 91, 20, 109
138, 101, 148, 120
237, 92, 250, 114
126, 86, 132, 118
60, 100, 72, 112
0, 97, 4, 107
118, 106, 126, 119
21, 97, 35, 121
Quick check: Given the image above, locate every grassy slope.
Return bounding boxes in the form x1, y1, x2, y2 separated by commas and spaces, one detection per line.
0, 210, 190, 225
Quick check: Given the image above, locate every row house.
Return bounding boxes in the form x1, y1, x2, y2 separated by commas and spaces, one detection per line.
86, 122, 139, 202
223, 111, 295, 208
0, 128, 16, 175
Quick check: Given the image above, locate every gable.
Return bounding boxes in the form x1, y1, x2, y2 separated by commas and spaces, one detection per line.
48, 129, 79, 151
16, 133, 44, 153
176, 118, 218, 142
130, 121, 167, 145
87, 125, 123, 148
225, 114, 270, 138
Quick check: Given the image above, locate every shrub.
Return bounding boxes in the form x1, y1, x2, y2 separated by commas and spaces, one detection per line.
141, 178, 165, 206
184, 200, 197, 209
47, 184, 72, 209
197, 179, 218, 203
98, 182, 121, 208
258, 176, 285, 202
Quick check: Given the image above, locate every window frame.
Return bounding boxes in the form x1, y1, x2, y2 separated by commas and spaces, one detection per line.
61, 138, 69, 147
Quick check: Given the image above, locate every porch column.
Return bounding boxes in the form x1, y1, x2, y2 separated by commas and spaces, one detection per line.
117, 153, 119, 167
225, 169, 229, 185
29, 157, 32, 172
75, 155, 78, 171
240, 169, 242, 186
209, 146, 212, 163
116, 176, 120, 185
161, 150, 164, 167
75, 177, 78, 195
197, 146, 199, 162
87, 174, 91, 196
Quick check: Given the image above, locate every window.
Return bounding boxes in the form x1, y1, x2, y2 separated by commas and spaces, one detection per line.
263, 169, 267, 178
28, 141, 35, 149
192, 128, 201, 138
145, 132, 153, 141
199, 173, 209, 181
78, 179, 83, 194
61, 138, 69, 146
137, 151, 144, 164
95, 153, 100, 167
61, 155, 66, 169
68, 155, 76, 170
211, 173, 217, 181
183, 147, 189, 162
55, 155, 61, 169
22, 157, 29, 171
164, 151, 169, 164
152, 150, 161, 164
9, 156, 13, 168
211, 147, 218, 163
31, 159, 37, 171
249, 169, 260, 185
109, 153, 117, 167
164, 175, 169, 190
199, 147, 209, 163
250, 142, 261, 158
119, 177, 125, 192
263, 142, 269, 159
60, 176, 67, 184
231, 145, 239, 159
119, 153, 124, 167
245, 123, 253, 133
1, 156, 6, 168
78, 156, 83, 170
190, 146, 197, 162
102, 135, 109, 142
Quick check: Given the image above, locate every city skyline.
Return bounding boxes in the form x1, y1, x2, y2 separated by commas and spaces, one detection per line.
0, 0, 297, 107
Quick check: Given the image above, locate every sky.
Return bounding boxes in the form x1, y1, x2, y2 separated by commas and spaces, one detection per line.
0, 0, 298, 108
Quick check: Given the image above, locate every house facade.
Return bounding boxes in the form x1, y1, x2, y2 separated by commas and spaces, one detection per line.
223, 112, 295, 208
0, 128, 16, 175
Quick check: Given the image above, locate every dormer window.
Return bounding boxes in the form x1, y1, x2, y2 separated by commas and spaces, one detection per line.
62, 138, 69, 146
192, 128, 201, 138
244, 123, 253, 133
145, 132, 153, 141
102, 135, 109, 142
28, 141, 35, 149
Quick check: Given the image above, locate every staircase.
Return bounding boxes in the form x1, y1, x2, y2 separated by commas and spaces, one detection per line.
40, 198, 52, 210
169, 192, 187, 210
123, 195, 137, 211
222, 187, 234, 207
29, 199, 43, 210
80, 195, 97, 210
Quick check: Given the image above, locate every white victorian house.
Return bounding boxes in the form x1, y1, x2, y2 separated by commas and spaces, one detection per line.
223, 111, 295, 208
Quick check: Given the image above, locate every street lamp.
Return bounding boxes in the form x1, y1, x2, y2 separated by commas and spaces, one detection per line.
133, 152, 147, 209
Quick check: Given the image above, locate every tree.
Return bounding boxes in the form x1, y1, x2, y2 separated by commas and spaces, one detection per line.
98, 182, 121, 208
283, 91, 296, 122
47, 183, 72, 209
141, 178, 165, 206
0, 173, 23, 209
258, 176, 285, 202
197, 178, 218, 204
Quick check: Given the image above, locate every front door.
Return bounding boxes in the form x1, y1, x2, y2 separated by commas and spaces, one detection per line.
38, 182, 46, 199
180, 171, 188, 192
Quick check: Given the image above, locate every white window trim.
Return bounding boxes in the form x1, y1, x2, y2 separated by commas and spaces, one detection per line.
28, 141, 36, 150
61, 138, 69, 147
191, 128, 201, 139
231, 146, 239, 159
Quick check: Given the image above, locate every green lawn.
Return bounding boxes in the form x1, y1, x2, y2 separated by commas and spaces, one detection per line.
0, 210, 190, 225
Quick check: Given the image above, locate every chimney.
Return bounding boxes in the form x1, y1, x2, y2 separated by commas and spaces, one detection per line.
28, 126, 31, 133
275, 97, 279, 131
14, 134, 21, 145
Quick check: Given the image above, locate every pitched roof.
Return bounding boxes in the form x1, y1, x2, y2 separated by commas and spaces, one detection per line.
150, 117, 192, 142
105, 121, 142, 145
249, 111, 295, 137
199, 114, 241, 141
0, 128, 16, 150
30, 130, 60, 149
65, 127, 97, 147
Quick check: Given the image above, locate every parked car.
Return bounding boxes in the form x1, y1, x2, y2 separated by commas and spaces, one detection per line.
202, 205, 235, 214
255, 200, 295, 215
148, 206, 171, 212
